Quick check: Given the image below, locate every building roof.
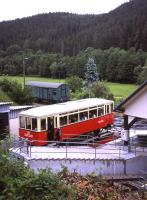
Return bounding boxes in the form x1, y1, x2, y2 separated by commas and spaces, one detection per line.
10, 105, 34, 111
26, 81, 65, 88
19, 98, 113, 118
115, 80, 147, 112
0, 102, 13, 106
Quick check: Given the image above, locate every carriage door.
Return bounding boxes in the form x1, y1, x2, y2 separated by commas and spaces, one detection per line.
48, 117, 54, 141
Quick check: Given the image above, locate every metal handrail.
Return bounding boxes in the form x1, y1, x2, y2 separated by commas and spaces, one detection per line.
10, 137, 147, 159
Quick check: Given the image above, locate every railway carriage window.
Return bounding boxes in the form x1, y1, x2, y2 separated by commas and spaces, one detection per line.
69, 113, 78, 123
26, 117, 31, 130
98, 107, 104, 116
20, 116, 25, 129
107, 105, 110, 114
41, 118, 46, 131
79, 111, 88, 121
32, 118, 37, 131
111, 103, 113, 112
54, 117, 57, 128
89, 109, 97, 119
60, 116, 67, 126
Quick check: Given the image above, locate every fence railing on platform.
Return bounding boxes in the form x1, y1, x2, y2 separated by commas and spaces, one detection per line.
10, 136, 147, 159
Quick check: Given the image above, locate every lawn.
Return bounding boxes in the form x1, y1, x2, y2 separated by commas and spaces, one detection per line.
105, 82, 137, 99
0, 75, 137, 100
0, 75, 65, 85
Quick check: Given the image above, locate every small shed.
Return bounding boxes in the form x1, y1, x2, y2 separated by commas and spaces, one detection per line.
26, 81, 70, 104
115, 80, 147, 143
0, 102, 12, 139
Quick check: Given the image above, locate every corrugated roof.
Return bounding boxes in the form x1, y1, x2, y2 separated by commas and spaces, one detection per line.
10, 105, 34, 111
19, 98, 113, 118
0, 102, 13, 106
26, 81, 64, 88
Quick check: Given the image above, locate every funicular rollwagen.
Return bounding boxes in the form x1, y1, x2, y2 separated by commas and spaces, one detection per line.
19, 98, 114, 146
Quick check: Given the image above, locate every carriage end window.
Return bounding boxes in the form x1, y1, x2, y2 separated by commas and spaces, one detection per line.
111, 103, 113, 112
32, 118, 37, 131
26, 117, 31, 130
20, 116, 25, 129
41, 118, 46, 131
107, 105, 110, 114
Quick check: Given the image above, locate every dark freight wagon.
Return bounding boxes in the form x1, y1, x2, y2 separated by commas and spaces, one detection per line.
25, 81, 70, 103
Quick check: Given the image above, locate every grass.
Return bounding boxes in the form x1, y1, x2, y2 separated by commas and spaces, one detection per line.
0, 75, 65, 85
0, 75, 137, 101
105, 82, 137, 99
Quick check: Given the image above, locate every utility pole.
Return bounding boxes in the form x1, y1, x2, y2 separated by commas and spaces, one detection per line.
23, 56, 28, 88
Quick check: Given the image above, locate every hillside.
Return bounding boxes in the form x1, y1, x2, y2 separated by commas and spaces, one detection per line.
0, 0, 147, 55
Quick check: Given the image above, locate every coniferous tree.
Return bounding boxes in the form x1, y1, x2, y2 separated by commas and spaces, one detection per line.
85, 58, 99, 97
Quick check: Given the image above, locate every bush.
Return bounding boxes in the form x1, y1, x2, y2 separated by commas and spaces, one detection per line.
76, 82, 114, 100
66, 76, 83, 92
0, 142, 76, 200
0, 79, 34, 105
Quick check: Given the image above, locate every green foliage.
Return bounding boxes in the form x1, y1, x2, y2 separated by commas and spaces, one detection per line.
85, 58, 99, 84
70, 81, 114, 100
137, 66, 147, 84
91, 82, 114, 100
0, 76, 137, 101
0, 0, 147, 54
0, 46, 147, 84
0, 88, 12, 102
0, 1, 147, 84
0, 143, 76, 200
66, 76, 83, 92
0, 79, 34, 105
80, 82, 114, 100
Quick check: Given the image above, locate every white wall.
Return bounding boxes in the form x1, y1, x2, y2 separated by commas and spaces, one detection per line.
125, 89, 147, 119
27, 159, 125, 175
26, 156, 147, 176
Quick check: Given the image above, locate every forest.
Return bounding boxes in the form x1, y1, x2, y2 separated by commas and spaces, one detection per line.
0, 0, 147, 55
0, 47, 147, 84
0, 0, 147, 84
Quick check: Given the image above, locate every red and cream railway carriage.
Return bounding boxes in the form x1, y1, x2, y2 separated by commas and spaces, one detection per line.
19, 98, 114, 146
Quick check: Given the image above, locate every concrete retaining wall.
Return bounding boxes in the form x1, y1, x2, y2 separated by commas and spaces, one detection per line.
126, 156, 147, 174
28, 159, 125, 175
27, 156, 147, 175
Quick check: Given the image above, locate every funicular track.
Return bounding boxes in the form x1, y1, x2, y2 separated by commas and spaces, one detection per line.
59, 128, 120, 147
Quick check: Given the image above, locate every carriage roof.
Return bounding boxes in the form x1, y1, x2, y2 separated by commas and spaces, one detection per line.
19, 98, 113, 118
